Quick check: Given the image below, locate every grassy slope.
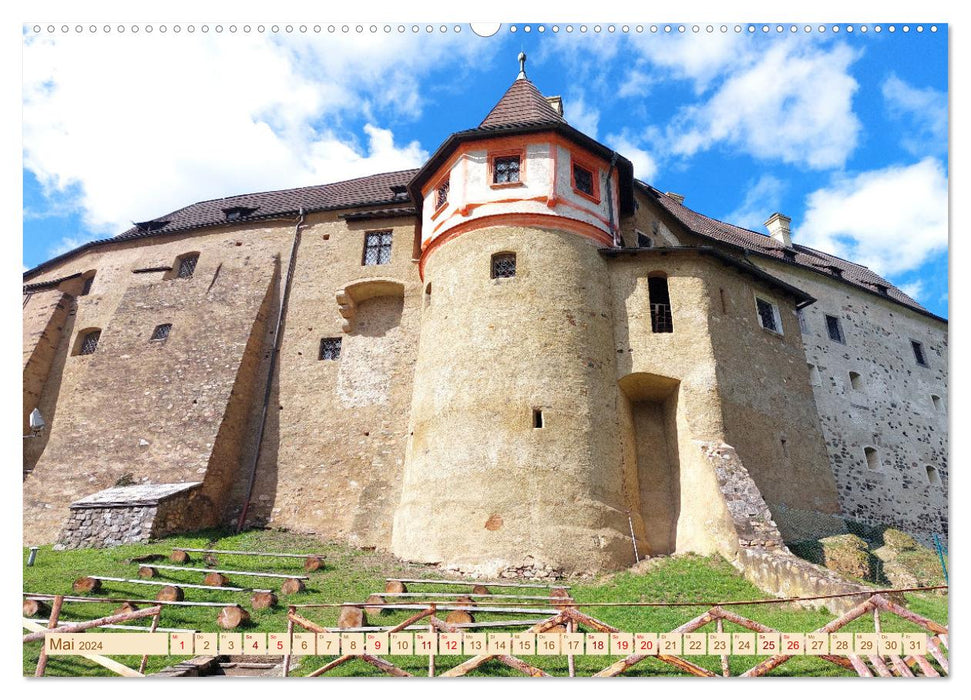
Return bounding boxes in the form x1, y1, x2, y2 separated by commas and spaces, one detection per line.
22, 530, 948, 677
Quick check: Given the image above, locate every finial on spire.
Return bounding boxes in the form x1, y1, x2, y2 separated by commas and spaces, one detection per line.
517, 51, 527, 79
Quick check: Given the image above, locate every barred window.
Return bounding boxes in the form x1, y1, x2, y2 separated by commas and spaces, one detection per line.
151, 324, 172, 341
491, 252, 516, 279
319, 337, 342, 361
649, 276, 673, 333
825, 314, 845, 344
363, 231, 393, 266
573, 163, 594, 196
177, 253, 199, 279
436, 179, 450, 209
756, 297, 781, 334
79, 330, 101, 356
493, 156, 521, 184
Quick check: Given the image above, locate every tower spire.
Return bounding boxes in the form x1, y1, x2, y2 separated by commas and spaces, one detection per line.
517, 51, 527, 79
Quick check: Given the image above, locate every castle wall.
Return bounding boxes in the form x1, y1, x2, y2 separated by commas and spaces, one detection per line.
394, 224, 631, 575
242, 213, 422, 549
22, 226, 287, 544
752, 260, 949, 541
23, 289, 71, 449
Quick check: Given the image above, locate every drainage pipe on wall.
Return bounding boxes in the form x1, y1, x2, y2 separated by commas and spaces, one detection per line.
236, 208, 306, 533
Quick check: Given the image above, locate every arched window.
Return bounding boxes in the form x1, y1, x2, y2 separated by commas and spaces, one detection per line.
849, 371, 863, 391
173, 252, 199, 279
74, 328, 102, 356
648, 274, 673, 333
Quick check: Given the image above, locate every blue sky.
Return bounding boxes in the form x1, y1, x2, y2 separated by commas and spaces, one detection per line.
22, 22, 948, 317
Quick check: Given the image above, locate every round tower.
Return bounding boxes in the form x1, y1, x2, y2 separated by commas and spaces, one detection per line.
391, 62, 639, 575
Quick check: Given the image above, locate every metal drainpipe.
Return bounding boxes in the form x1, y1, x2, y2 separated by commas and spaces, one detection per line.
236, 207, 306, 533
605, 152, 620, 247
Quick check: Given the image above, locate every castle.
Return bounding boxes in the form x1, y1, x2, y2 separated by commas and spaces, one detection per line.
23, 63, 948, 583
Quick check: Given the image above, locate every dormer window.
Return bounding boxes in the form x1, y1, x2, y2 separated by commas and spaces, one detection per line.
435, 178, 450, 210
176, 253, 199, 279
223, 206, 259, 221
390, 185, 408, 200
133, 220, 169, 233
492, 154, 521, 184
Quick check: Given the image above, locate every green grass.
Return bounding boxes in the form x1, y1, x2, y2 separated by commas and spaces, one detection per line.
23, 532, 948, 678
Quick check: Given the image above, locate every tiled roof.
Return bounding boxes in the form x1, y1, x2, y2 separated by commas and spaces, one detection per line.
639, 183, 942, 321
478, 77, 566, 130
24, 170, 419, 277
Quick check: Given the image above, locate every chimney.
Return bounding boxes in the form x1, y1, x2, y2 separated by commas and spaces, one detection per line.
764, 212, 792, 248
665, 192, 685, 205
545, 95, 563, 116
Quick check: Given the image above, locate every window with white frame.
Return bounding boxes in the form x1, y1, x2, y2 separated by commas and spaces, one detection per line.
755, 296, 782, 334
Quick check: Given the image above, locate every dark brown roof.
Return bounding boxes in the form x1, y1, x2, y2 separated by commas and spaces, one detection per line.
24, 170, 419, 278
479, 77, 567, 130
638, 183, 943, 322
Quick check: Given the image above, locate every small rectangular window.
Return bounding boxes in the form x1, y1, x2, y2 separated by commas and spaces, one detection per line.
435, 179, 450, 209
492, 253, 516, 279
177, 254, 199, 279
319, 337, 342, 361
533, 408, 544, 429
808, 363, 822, 386
363, 231, 393, 266
756, 297, 781, 334
493, 155, 521, 184
572, 163, 594, 196
911, 340, 928, 367
648, 276, 673, 333
864, 446, 880, 471
80, 276, 95, 296
79, 330, 101, 356
825, 314, 845, 344
150, 323, 172, 341
796, 308, 809, 334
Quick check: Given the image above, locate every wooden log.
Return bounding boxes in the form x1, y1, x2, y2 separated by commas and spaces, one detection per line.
24, 593, 230, 608
175, 547, 326, 560
23, 605, 162, 643
870, 595, 949, 635
887, 655, 915, 677
129, 554, 166, 564
906, 654, 940, 677
24, 616, 143, 678
307, 655, 353, 677
471, 584, 491, 595
304, 556, 324, 572
203, 572, 230, 587
927, 637, 949, 674
23, 599, 50, 618
847, 655, 874, 677
387, 577, 568, 590
281, 578, 306, 595
156, 585, 185, 602
33, 594, 63, 677
95, 575, 254, 592
439, 654, 498, 678
113, 602, 139, 615
283, 612, 295, 677
138, 566, 158, 579
170, 549, 190, 564
251, 591, 278, 610
717, 618, 730, 677
385, 580, 407, 594
364, 594, 386, 616
868, 655, 893, 677
217, 605, 250, 629
361, 654, 412, 677
288, 610, 326, 634
338, 606, 366, 629
495, 654, 550, 677
550, 586, 572, 609
138, 608, 162, 674
445, 610, 475, 625
73, 576, 102, 594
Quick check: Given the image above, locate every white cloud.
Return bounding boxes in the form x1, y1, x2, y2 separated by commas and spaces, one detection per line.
23, 32, 481, 253
606, 131, 657, 181
882, 73, 947, 156
898, 280, 926, 302
564, 92, 600, 140
723, 175, 786, 232
797, 158, 948, 277
625, 32, 749, 94
666, 40, 861, 169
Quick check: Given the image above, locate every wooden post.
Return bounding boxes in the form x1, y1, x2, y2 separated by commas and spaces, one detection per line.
566, 618, 576, 678
283, 608, 295, 677
873, 608, 881, 634
717, 617, 730, 677
138, 607, 162, 674
34, 594, 64, 677
428, 616, 435, 678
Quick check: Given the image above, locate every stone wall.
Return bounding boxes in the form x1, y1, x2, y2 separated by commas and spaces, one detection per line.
56, 483, 202, 549
23, 227, 284, 544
